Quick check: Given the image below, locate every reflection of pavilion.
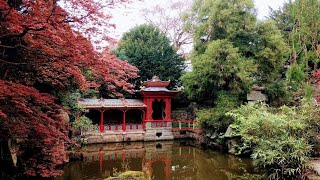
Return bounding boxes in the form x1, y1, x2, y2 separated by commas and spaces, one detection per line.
81, 141, 197, 180
77, 76, 196, 144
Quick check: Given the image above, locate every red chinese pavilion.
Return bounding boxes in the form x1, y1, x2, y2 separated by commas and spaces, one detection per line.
78, 76, 179, 143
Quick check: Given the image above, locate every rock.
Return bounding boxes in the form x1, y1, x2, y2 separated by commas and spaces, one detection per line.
224, 125, 234, 138
307, 159, 320, 179
226, 139, 238, 155
247, 91, 268, 102
210, 132, 218, 140
206, 133, 212, 138
56, 109, 70, 122
247, 85, 268, 103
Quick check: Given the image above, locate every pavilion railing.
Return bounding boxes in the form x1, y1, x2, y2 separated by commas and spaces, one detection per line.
81, 123, 143, 134
104, 124, 123, 131
144, 120, 171, 128
172, 120, 196, 130
81, 124, 100, 134
126, 123, 143, 131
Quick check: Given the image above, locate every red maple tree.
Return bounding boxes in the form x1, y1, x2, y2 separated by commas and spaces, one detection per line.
0, 0, 138, 177
0, 80, 69, 177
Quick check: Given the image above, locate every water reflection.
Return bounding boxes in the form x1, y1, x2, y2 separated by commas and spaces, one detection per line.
56, 141, 261, 180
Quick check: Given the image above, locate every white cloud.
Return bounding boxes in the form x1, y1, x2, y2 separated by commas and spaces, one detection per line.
254, 0, 288, 19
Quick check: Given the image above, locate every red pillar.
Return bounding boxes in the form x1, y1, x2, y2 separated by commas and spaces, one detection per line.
142, 109, 146, 130
165, 98, 169, 121
150, 98, 154, 120
146, 98, 150, 120
122, 110, 126, 131
100, 110, 104, 133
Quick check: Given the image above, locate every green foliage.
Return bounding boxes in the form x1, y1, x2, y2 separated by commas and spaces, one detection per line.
303, 85, 313, 102
113, 49, 130, 61
271, 0, 320, 86
80, 89, 97, 98
72, 116, 92, 129
60, 92, 80, 122
286, 64, 306, 91
182, 39, 255, 103
186, 0, 256, 56
196, 92, 239, 132
265, 80, 289, 106
253, 21, 289, 84
226, 104, 320, 179
182, 0, 289, 105
117, 24, 184, 84
81, 68, 95, 81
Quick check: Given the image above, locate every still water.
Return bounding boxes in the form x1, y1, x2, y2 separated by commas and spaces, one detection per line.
56, 141, 262, 180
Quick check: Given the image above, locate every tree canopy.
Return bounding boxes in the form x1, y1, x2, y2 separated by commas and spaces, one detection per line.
117, 24, 184, 85
182, 0, 288, 104
270, 0, 320, 89
182, 39, 255, 102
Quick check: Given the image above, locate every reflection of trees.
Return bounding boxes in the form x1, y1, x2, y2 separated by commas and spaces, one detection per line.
192, 149, 258, 180
58, 141, 260, 179
112, 160, 131, 177
223, 171, 265, 180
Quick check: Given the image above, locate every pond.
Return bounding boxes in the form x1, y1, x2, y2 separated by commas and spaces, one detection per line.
56, 140, 262, 180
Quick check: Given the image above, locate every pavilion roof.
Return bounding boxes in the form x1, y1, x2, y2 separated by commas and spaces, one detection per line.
78, 98, 146, 109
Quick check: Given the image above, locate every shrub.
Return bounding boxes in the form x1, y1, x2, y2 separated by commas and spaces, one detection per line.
196, 91, 239, 133
226, 104, 318, 179
286, 64, 306, 91
72, 116, 92, 129
265, 80, 289, 106
60, 92, 80, 122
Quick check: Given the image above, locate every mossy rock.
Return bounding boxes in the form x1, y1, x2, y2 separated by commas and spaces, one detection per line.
105, 171, 149, 180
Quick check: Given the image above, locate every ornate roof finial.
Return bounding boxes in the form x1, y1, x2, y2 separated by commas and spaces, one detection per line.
151, 75, 160, 82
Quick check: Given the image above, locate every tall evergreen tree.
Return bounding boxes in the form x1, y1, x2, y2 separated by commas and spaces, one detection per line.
117, 24, 184, 85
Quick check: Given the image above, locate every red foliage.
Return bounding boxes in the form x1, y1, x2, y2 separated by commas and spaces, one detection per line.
0, 0, 138, 93
313, 69, 320, 85
0, 80, 69, 177
0, 0, 138, 177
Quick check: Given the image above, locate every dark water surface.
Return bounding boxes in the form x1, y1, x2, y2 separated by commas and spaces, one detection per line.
56, 141, 261, 180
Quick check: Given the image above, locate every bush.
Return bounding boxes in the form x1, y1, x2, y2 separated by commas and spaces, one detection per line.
196, 91, 239, 133
72, 116, 92, 129
226, 104, 319, 179
286, 64, 306, 91
60, 92, 80, 122
265, 80, 289, 106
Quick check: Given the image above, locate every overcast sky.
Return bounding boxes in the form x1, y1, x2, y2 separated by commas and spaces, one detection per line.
107, 0, 289, 39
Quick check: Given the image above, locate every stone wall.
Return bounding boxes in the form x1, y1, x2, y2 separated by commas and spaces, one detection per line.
172, 130, 204, 143
81, 131, 145, 144
172, 109, 193, 120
